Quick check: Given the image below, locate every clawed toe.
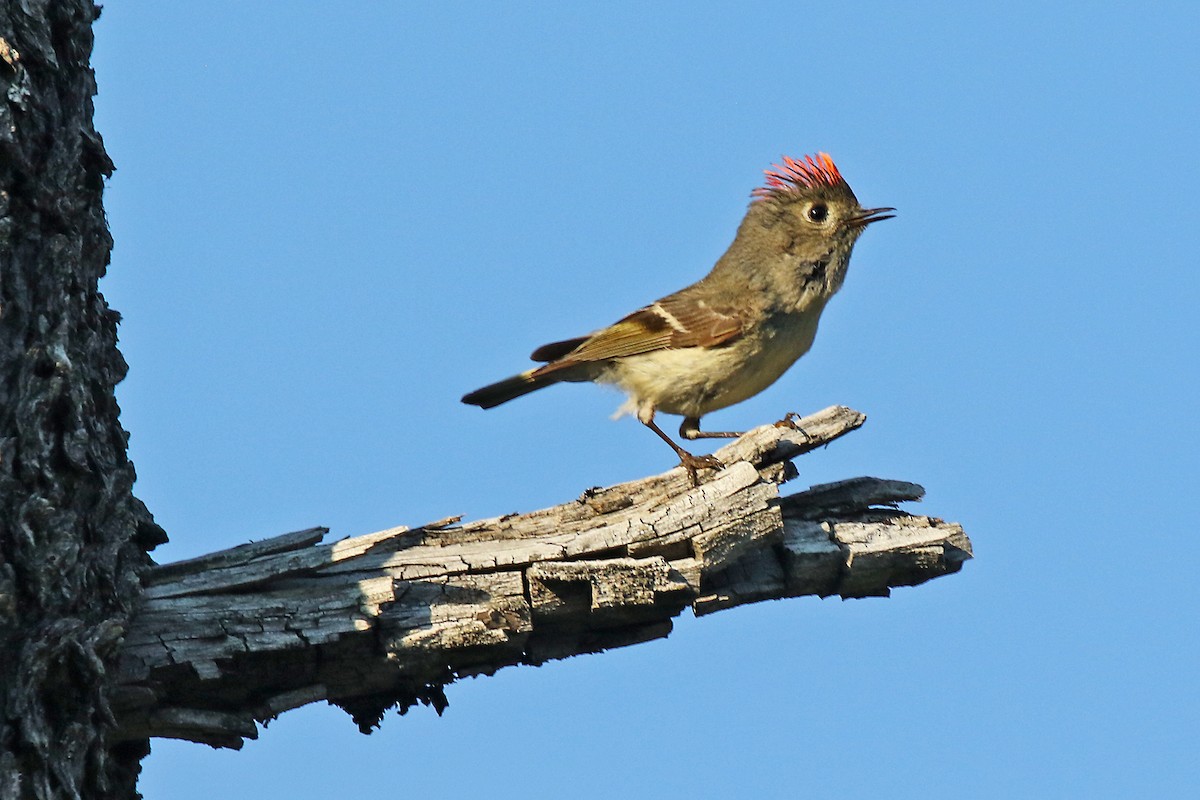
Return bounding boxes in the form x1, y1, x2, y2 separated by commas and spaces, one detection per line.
774, 411, 800, 429
774, 412, 811, 441
688, 454, 724, 470
678, 452, 724, 485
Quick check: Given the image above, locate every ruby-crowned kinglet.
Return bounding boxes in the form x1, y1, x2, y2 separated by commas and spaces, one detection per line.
463, 153, 893, 482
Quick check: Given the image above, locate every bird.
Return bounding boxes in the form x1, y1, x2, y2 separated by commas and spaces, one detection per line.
462, 152, 893, 483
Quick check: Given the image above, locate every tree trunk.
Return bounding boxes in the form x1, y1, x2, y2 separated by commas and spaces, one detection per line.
0, 4, 164, 798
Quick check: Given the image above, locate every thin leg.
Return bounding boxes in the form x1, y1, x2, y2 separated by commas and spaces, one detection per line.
679, 416, 743, 441
641, 413, 723, 485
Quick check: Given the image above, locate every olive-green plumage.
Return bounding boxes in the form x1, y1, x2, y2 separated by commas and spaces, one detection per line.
463, 153, 893, 481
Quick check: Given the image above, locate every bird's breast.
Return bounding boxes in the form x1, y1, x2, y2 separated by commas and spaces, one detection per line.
598, 306, 825, 419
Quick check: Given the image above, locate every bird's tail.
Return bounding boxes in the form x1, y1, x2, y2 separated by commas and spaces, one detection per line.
461, 367, 564, 409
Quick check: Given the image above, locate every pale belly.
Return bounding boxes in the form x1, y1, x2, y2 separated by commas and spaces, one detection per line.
597, 309, 823, 419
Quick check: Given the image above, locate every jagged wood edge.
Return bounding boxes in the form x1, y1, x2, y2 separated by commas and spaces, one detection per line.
112, 406, 972, 749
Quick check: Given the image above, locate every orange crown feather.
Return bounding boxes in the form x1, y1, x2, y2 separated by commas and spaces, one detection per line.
752, 152, 846, 200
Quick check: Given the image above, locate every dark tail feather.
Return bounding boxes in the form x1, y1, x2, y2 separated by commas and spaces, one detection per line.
461, 368, 563, 409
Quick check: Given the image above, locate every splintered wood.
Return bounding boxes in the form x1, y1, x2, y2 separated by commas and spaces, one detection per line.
113, 406, 971, 748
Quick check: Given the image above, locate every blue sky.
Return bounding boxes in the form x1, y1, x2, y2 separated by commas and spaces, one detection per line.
91, 3, 1198, 797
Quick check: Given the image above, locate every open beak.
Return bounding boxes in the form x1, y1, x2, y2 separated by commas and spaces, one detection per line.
847, 207, 896, 228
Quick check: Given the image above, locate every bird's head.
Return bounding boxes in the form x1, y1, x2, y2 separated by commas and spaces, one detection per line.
748, 153, 894, 259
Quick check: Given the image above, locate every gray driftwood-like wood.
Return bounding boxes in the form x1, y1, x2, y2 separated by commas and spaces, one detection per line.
112, 406, 972, 749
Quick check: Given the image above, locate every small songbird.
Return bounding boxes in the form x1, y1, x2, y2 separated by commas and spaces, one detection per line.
462, 152, 893, 481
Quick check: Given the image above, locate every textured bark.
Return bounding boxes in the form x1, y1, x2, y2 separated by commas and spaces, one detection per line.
0, 4, 164, 799
111, 406, 971, 749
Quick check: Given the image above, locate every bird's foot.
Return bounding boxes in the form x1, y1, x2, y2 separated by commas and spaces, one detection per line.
678, 451, 724, 486
774, 411, 812, 442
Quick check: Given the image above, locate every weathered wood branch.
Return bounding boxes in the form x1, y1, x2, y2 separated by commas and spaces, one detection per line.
112, 406, 971, 749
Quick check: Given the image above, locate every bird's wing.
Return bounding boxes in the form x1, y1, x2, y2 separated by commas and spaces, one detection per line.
530, 336, 590, 362
551, 290, 744, 365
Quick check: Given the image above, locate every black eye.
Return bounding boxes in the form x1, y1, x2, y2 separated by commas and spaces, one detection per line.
807, 203, 829, 223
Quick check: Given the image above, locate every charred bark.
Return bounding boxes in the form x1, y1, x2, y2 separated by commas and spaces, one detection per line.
0, 4, 164, 798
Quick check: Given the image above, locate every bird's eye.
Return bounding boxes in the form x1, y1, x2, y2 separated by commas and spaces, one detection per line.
807, 203, 829, 223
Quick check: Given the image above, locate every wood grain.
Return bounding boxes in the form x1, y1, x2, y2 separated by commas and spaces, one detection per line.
112, 406, 971, 748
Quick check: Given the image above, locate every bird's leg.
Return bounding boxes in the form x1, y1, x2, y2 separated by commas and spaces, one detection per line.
678, 416, 743, 441
639, 411, 723, 485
